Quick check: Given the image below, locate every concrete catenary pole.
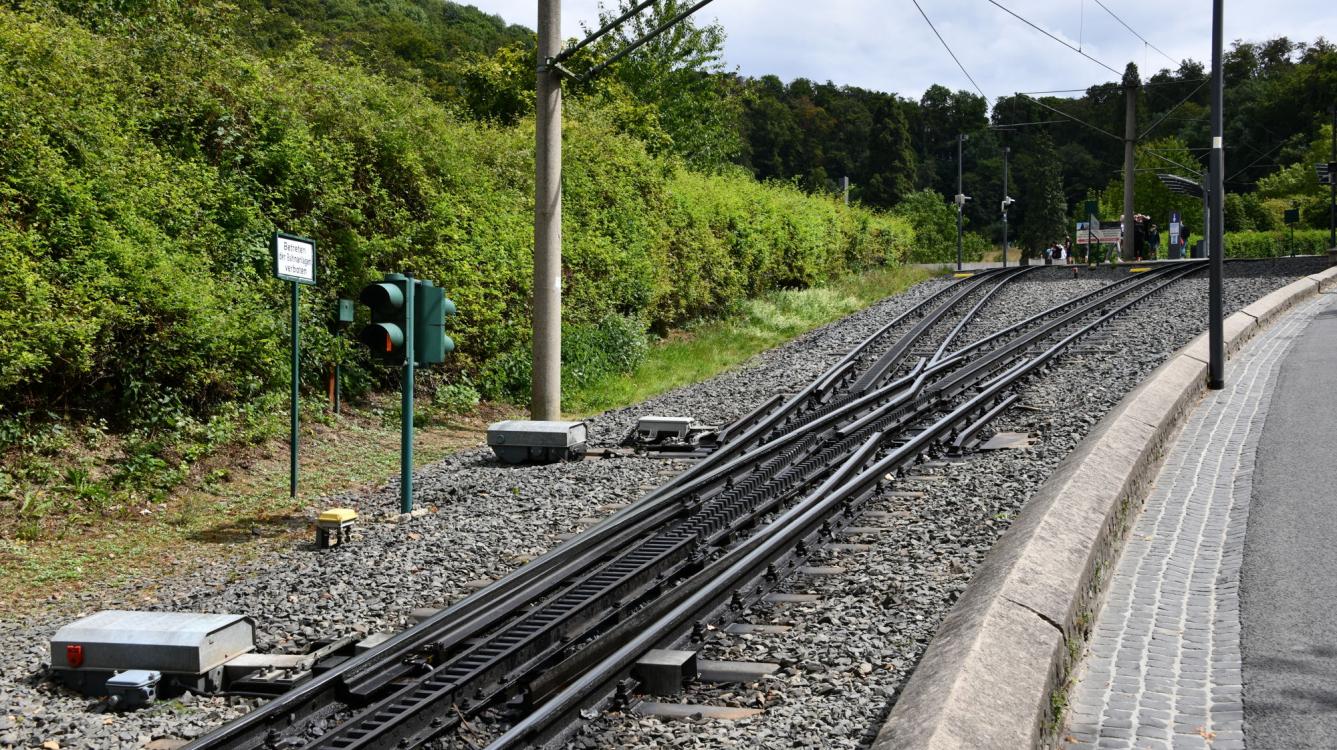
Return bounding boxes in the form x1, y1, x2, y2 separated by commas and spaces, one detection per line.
1122, 66, 1140, 262
533, 0, 562, 420
956, 133, 964, 271
1002, 146, 1010, 268
1208, 0, 1225, 389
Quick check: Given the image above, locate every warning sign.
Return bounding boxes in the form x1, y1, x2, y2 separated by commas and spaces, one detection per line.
272, 232, 317, 285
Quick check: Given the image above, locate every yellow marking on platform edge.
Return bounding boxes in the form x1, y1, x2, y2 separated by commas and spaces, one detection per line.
1129, 267, 1151, 273
953, 272, 975, 278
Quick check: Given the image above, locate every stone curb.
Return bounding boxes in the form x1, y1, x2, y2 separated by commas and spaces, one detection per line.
871, 266, 1337, 750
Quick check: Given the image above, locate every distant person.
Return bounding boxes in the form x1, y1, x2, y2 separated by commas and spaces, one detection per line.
1064, 237, 1073, 264
1148, 224, 1161, 259
1044, 244, 1053, 265
1182, 226, 1193, 257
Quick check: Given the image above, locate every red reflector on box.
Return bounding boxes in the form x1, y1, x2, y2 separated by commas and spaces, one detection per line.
66, 644, 84, 668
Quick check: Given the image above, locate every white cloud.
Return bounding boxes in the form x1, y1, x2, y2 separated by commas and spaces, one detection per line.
467, 0, 1337, 101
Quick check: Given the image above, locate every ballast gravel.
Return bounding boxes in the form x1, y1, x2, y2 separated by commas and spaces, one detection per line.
0, 260, 1323, 750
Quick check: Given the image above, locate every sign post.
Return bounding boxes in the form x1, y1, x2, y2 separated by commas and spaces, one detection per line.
1169, 211, 1182, 259
1285, 207, 1300, 257
272, 232, 317, 498
401, 277, 415, 515
1084, 200, 1098, 264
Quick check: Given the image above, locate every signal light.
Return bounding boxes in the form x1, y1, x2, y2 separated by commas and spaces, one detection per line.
357, 274, 458, 367
358, 275, 408, 364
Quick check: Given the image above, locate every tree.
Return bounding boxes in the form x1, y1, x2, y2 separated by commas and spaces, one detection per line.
1016, 132, 1067, 259
863, 98, 917, 206
592, 0, 743, 170
1099, 138, 1205, 239
894, 189, 957, 262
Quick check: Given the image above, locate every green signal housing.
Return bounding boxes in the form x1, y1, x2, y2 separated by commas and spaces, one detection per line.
412, 280, 457, 365
358, 274, 408, 363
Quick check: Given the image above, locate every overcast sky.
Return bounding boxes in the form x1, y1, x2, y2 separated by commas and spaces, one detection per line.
462, 0, 1334, 103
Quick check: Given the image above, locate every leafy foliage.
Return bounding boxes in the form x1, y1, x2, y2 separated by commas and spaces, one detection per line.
1015, 132, 1068, 257
0, 1, 912, 427
732, 36, 1335, 258
588, 0, 743, 171
1225, 229, 1333, 258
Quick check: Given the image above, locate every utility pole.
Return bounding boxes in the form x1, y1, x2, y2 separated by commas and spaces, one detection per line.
956, 133, 965, 271
532, 0, 562, 420
1001, 146, 1010, 268
1208, 0, 1225, 390
1122, 66, 1140, 262
1329, 104, 1335, 248
841, 176, 850, 206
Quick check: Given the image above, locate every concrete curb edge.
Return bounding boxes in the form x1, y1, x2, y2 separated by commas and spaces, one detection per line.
871, 265, 1337, 750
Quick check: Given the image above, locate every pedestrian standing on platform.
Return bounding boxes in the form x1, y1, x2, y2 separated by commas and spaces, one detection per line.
1044, 244, 1053, 265
1149, 224, 1160, 260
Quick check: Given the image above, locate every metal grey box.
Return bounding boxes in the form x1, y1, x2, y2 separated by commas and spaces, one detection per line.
105, 669, 161, 710
487, 420, 588, 464
51, 610, 254, 693
636, 415, 693, 441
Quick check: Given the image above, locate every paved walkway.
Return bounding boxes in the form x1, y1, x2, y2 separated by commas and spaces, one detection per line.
1063, 293, 1334, 750
1240, 294, 1337, 749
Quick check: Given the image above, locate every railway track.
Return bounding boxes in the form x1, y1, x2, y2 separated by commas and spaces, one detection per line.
184, 261, 1205, 750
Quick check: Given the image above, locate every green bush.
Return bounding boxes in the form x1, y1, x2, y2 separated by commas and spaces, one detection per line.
0, 3, 912, 425
894, 189, 957, 262
432, 378, 481, 414
1224, 230, 1333, 258
962, 233, 991, 263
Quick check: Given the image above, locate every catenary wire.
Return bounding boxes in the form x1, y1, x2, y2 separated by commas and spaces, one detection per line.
1090, 0, 1178, 65
911, 0, 989, 102
1139, 78, 1209, 139
1018, 93, 1122, 141
986, 0, 1121, 76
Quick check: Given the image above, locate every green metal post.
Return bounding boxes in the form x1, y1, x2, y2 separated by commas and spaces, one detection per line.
290, 281, 299, 498
401, 277, 415, 514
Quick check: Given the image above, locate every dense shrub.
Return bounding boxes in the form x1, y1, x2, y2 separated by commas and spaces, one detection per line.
1224, 230, 1334, 258
0, 4, 912, 422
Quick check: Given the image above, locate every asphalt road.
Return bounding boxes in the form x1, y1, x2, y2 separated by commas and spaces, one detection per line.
1242, 295, 1337, 749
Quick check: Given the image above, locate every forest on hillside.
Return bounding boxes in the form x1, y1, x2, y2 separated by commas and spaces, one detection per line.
232, 2, 1337, 249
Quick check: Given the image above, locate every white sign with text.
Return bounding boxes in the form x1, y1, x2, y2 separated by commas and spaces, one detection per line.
273, 234, 316, 285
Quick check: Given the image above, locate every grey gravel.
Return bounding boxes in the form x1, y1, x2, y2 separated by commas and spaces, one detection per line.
0, 259, 1323, 750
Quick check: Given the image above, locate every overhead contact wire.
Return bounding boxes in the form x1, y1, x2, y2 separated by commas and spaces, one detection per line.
1090, 0, 1178, 64
986, 0, 1121, 76
911, 0, 989, 102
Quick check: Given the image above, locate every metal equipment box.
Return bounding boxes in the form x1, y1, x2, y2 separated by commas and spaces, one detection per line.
105, 669, 161, 710
636, 416, 694, 441
487, 420, 588, 464
51, 610, 255, 696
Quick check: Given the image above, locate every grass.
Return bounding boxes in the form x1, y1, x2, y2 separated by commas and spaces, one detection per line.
564, 265, 933, 414
1, 263, 932, 614
0, 400, 520, 615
